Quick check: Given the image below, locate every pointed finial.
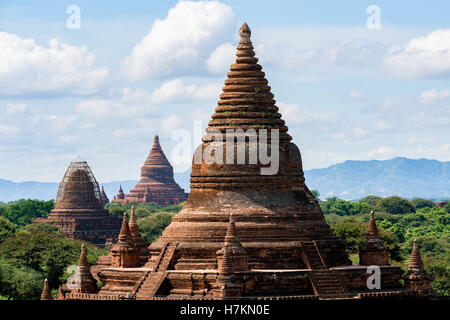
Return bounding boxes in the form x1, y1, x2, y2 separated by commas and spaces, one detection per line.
239, 22, 251, 41
408, 239, 424, 269
119, 185, 123, 192
225, 213, 238, 245
41, 278, 52, 300
118, 212, 132, 241
129, 205, 142, 239
78, 244, 89, 267
367, 210, 380, 239
154, 134, 159, 144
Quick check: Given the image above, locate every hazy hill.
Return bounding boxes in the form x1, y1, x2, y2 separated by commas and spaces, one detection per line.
304, 157, 449, 200
0, 157, 448, 202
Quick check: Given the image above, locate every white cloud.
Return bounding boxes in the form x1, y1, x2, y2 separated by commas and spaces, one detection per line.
206, 42, 235, 74
407, 135, 436, 145
368, 146, 395, 158
278, 102, 340, 126
5, 103, 27, 114
258, 38, 388, 74
371, 119, 392, 131
347, 89, 367, 102
420, 88, 450, 104
0, 124, 20, 135
352, 126, 369, 138
162, 114, 182, 134
120, 0, 234, 81
0, 32, 109, 96
150, 79, 221, 103
332, 133, 347, 140
385, 29, 450, 79
113, 79, 221, 105
75, 99, 159, 118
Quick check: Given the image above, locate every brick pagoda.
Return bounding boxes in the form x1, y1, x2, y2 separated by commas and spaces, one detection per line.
61, 23, 434, 300
34, 157, 122, 247
112, 135, 188, 206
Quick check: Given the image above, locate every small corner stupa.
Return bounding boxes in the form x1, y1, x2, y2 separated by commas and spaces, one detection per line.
35, 157, 122, 246
359, 211, 390, 265
100, 186, 109, 206
113, 135, 188, 206
404, 239, 434, 294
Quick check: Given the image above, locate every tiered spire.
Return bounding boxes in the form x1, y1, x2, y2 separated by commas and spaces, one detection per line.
207, 22, 290, 141
143, 134, 171, 169
67, 244, 96, 293
118, 213, 132, 243
404, 239, 433, 292
40, 279, 52, 300
129, 206, 139, 237
116, 186, 125, 199
408, 239, 424, 269
78, 244, 89, 267
367, 211, 380, 239
359, 211, 389, 265
110, 212, 140, 268
224, 213, 240, 247
120, 134, 188, 205
101, 186, 109, 205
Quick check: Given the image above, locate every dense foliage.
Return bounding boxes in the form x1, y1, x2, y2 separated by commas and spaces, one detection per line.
0, 219, 106, 300
0, 199, 54, 227
320, 195, 449, 296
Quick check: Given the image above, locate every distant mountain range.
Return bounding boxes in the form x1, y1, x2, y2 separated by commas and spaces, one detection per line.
0, 157, 448, 202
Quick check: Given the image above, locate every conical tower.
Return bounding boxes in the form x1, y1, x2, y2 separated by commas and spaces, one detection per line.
149, 22, 350, 271
359, 211, 389, 265
67, 244, 96, 293
404, 239, 433, 292
408, 239, 424, 269
129, 206, 150, 265
124, 135, 188, 205
216, 213, 249, 272
101, 186, 109, 206
37, 157, 121, 246
40, 279, 52, 300
110, 213, 140, 268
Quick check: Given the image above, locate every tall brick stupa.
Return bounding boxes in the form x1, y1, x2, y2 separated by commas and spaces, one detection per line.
34, 157, 122, 246
112, 135, 188, 206
61, 23, 434, 300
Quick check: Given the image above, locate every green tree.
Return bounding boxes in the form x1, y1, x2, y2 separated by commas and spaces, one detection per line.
138, 212, 175, 243
375, 196, 416, 215
321, 197, 371, 216
359, 195, 382, 207
400, 236, 449, 262
19, 222, 60, 235
331, 218, 400, 260
411, 198, 435, 209
1, 199, 54, 227
0, 232, 106, 290
0, 216, 16, 243
0, 260, 43, 300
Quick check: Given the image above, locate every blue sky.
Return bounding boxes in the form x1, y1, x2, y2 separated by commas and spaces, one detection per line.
0, 0, 449, 182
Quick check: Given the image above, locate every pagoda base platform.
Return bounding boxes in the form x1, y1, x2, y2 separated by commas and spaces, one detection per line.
65, 265, 435, 300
